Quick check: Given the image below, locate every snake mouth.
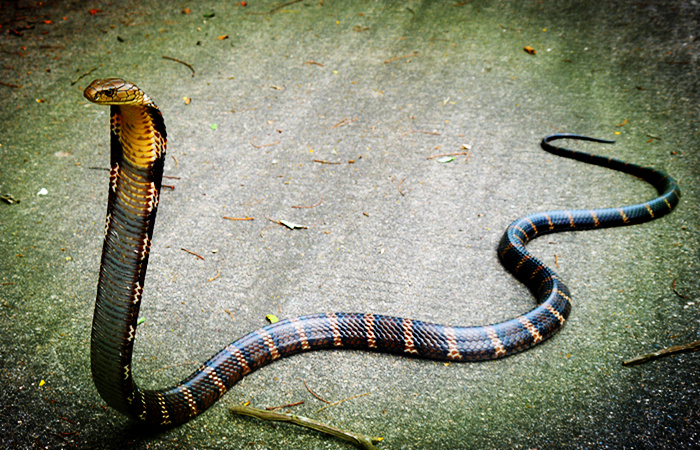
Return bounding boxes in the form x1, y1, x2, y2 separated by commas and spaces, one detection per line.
83, 86, 99, 103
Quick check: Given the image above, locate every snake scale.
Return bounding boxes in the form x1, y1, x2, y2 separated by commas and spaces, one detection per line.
84, 78, 680, 426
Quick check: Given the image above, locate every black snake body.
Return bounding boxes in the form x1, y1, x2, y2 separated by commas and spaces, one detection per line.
85, 78, 681, 426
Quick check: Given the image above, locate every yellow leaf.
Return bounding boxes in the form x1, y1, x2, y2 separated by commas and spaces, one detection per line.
266, 314, 279, 324
39, 380, 45, 387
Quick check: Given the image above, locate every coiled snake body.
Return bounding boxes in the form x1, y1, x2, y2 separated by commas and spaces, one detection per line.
85, 78, 680, 426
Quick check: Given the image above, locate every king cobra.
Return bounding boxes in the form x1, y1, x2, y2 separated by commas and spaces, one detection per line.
85, 78, 680, 426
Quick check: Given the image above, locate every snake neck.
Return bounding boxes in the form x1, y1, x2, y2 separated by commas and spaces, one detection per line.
91, 103, 166, 417
113, 104, 166, 169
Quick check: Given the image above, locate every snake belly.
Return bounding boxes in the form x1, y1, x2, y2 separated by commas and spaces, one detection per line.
84, 78, 681, 426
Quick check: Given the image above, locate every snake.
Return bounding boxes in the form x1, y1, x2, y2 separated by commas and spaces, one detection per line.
84, 78, 681, 427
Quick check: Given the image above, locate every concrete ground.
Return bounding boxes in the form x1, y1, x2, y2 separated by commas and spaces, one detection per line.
1, 1, 698, 448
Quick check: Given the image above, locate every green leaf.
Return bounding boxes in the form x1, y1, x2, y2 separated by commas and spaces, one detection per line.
436, 156, 454, 163
137, 317, 145, 325
210, 123, 218, 130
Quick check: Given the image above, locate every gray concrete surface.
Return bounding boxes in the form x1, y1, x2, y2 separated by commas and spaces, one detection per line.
1, 1, 698, 448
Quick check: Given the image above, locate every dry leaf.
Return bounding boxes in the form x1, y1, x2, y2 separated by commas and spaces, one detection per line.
523, 46, 536, 55
279, 219, 307, 230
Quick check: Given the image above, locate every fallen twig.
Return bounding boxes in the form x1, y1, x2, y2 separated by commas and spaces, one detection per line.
400, 130, 440, 137
224, 309, 235, 322
266, 400, 305, 411
330, 117, 358, 129
223, 216, 254, 221
384, 51, 419, 64
397, 177, 406, 196
0, 80, 22, 88
313, 159, 341, 165
251, 137, 281, 149
316, 392, 370, 414
671, 278, 689, 299
162, 56, 195, 77
305, 60, 324, 67
623, 340, 700, 366
181, 248, 204, 260
303, 379, 331, 404
230, 403, 382, 450
292, 197, 323, 209
70, 67, 98, 86
208, 268, 221, 282
427, 151, 469, 160
243, 198, 264, 206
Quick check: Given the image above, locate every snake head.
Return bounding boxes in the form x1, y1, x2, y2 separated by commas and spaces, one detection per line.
84, 78, 155, 107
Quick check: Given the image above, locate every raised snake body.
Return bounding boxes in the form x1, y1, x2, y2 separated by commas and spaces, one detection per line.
84, 78, 680, 426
